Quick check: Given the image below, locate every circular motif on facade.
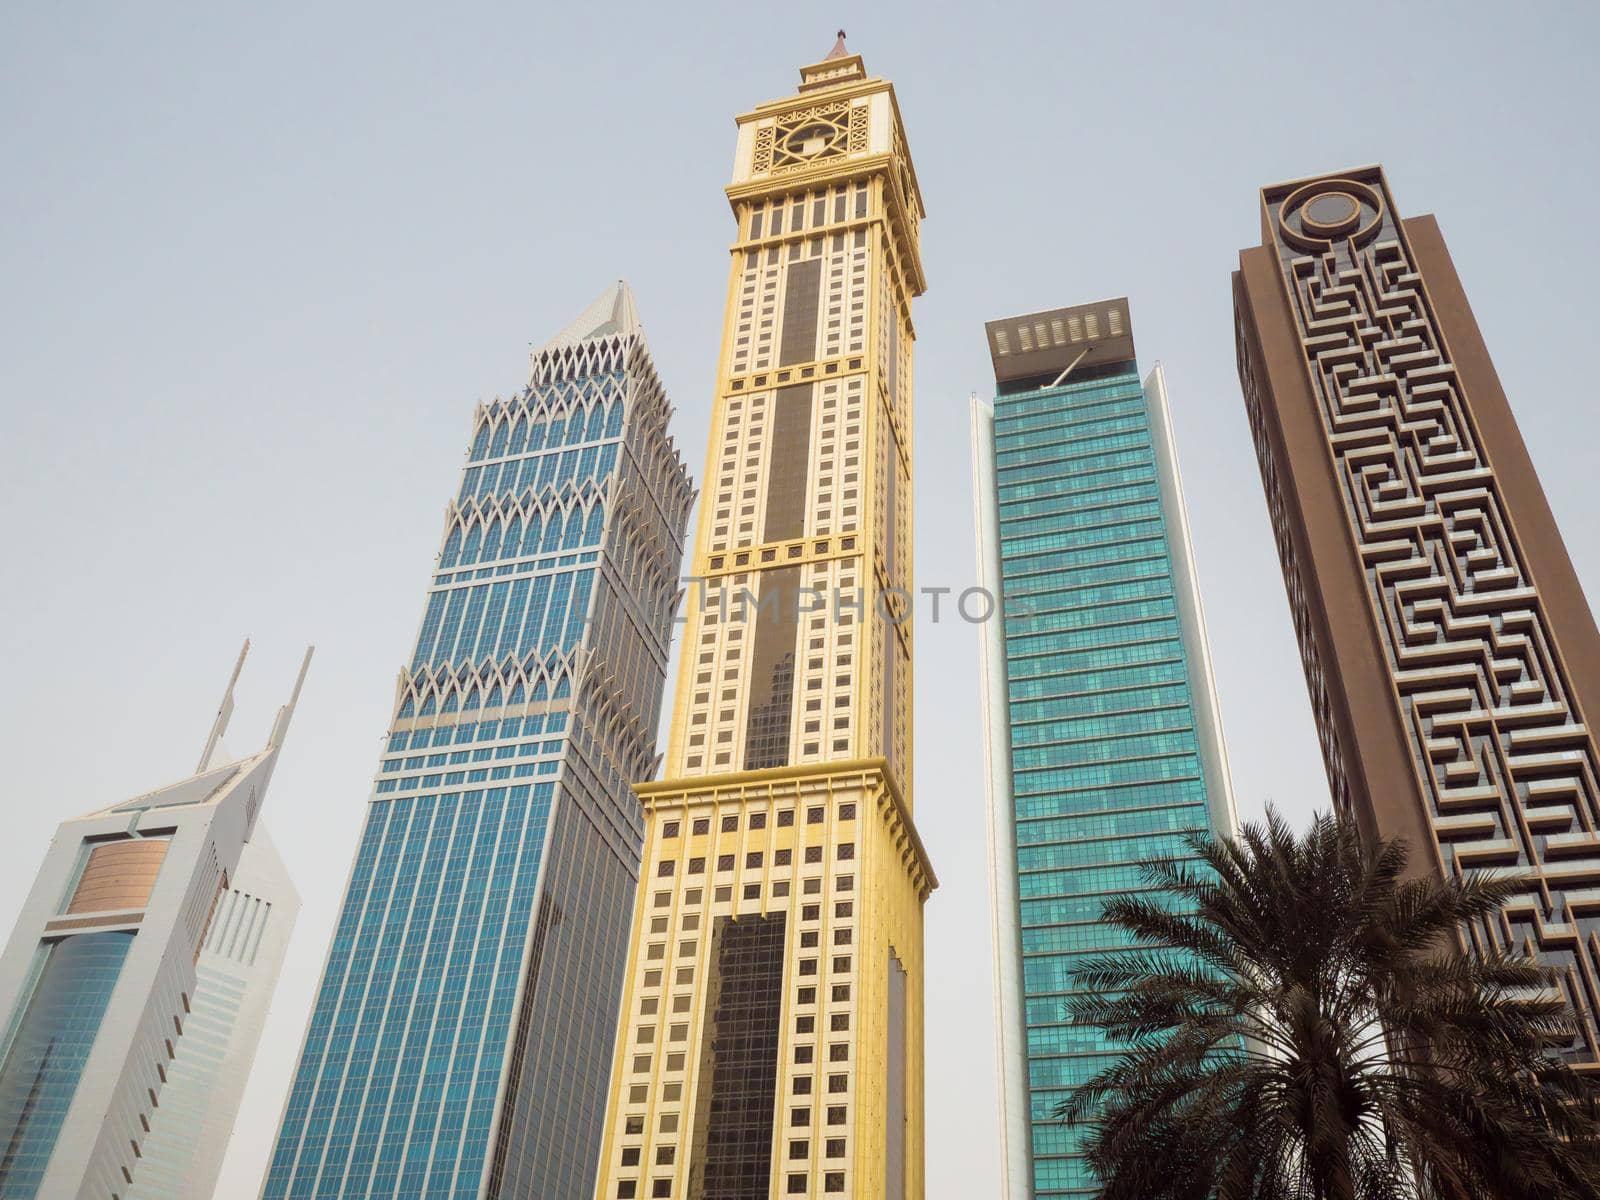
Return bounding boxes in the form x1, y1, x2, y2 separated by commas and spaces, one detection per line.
1277, 178, 1384, 251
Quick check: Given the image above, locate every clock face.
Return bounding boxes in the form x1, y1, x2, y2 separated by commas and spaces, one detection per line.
765, 106, 856, 172
784, 123, 834, 158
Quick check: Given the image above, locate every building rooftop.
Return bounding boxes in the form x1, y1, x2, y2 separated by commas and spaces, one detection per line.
985, 297, 1136, 386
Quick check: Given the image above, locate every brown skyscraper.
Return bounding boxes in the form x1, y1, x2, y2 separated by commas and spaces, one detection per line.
1233, 164, 1600, 1066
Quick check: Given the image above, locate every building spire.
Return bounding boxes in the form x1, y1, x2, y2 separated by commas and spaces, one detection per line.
800, 29, 864, 92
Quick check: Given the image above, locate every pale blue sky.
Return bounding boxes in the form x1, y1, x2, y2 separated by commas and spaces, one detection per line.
1, 2, 1596, 1196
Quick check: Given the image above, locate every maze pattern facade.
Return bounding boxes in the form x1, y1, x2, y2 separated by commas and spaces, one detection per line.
1234, 166, 1600, 1064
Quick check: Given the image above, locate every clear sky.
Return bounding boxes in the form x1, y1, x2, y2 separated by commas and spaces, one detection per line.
2, 2, 1596, 1196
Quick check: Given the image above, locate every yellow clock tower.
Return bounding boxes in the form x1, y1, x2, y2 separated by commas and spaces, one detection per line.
592, 33, 934, 1200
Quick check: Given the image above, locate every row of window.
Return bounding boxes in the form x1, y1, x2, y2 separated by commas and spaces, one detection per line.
999, 496, 1164, 543
1001, 577, 1176, 635
411, 569, 596, 670
995, 440, 1154, 484
1010, 701, 1195, 749
1006, 637, 1181, 683
998, 554, 1172, 599
1017, 828, 1203, 874
1011, 728, 1200, 774
375, 757, 560, 792
383, 737, 563, 771
441, 493, 609, 568
992, 394, 1148, 443
1008, 680, 1195, 728
1000, 532, 1171, 580
1014, 798, 1212, 847
1006, 615, 1183, 661
385, 711, 569, 753
994, 422, 1153, 470
656, 843, 855, 877
659, 803, 854, 838
1012, 752, 1203, 798
1012, 777, 1207, 822
996, 464, 1162, 508
996, 472, 1158, 523
993, 375, 1144, 422
469, 397, 624, 462
1006, 593, 1177, 639
457, 441, 620, 506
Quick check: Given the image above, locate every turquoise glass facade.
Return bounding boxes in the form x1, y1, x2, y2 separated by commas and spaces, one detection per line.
991, 362, 1225, 1198
262, 296, 691, 1199
0, 931, 134, 1198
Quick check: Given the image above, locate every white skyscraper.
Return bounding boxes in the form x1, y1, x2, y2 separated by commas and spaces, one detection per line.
0, 643, 308, 1200
124, 827, 299, 1200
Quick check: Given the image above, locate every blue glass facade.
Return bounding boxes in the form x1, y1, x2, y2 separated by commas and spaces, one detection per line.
263, 295, 691, 1199
989, 360, 1228, 1198
0, 931, 135, 1198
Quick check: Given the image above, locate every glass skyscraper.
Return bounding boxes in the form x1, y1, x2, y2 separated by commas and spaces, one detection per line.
971, 299, 1238, 1199
260, 284, 693, 1200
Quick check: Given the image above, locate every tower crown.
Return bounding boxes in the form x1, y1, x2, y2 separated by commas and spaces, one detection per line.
800, 29, 865, 91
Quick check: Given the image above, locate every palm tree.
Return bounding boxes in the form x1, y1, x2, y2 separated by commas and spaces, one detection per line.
1057, 808, 1600, 1200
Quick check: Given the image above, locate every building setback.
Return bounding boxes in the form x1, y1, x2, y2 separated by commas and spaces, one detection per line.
590, 34, 936, 1200
972, 300, 1238, 1198
1233, 165, 1600, 1063
0, 642, 309, 1200
260, 285, 693, 1199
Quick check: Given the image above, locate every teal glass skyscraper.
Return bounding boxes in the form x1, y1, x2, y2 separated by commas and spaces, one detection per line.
970, 300, 1237, 1199
260, 284, 693, 1200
